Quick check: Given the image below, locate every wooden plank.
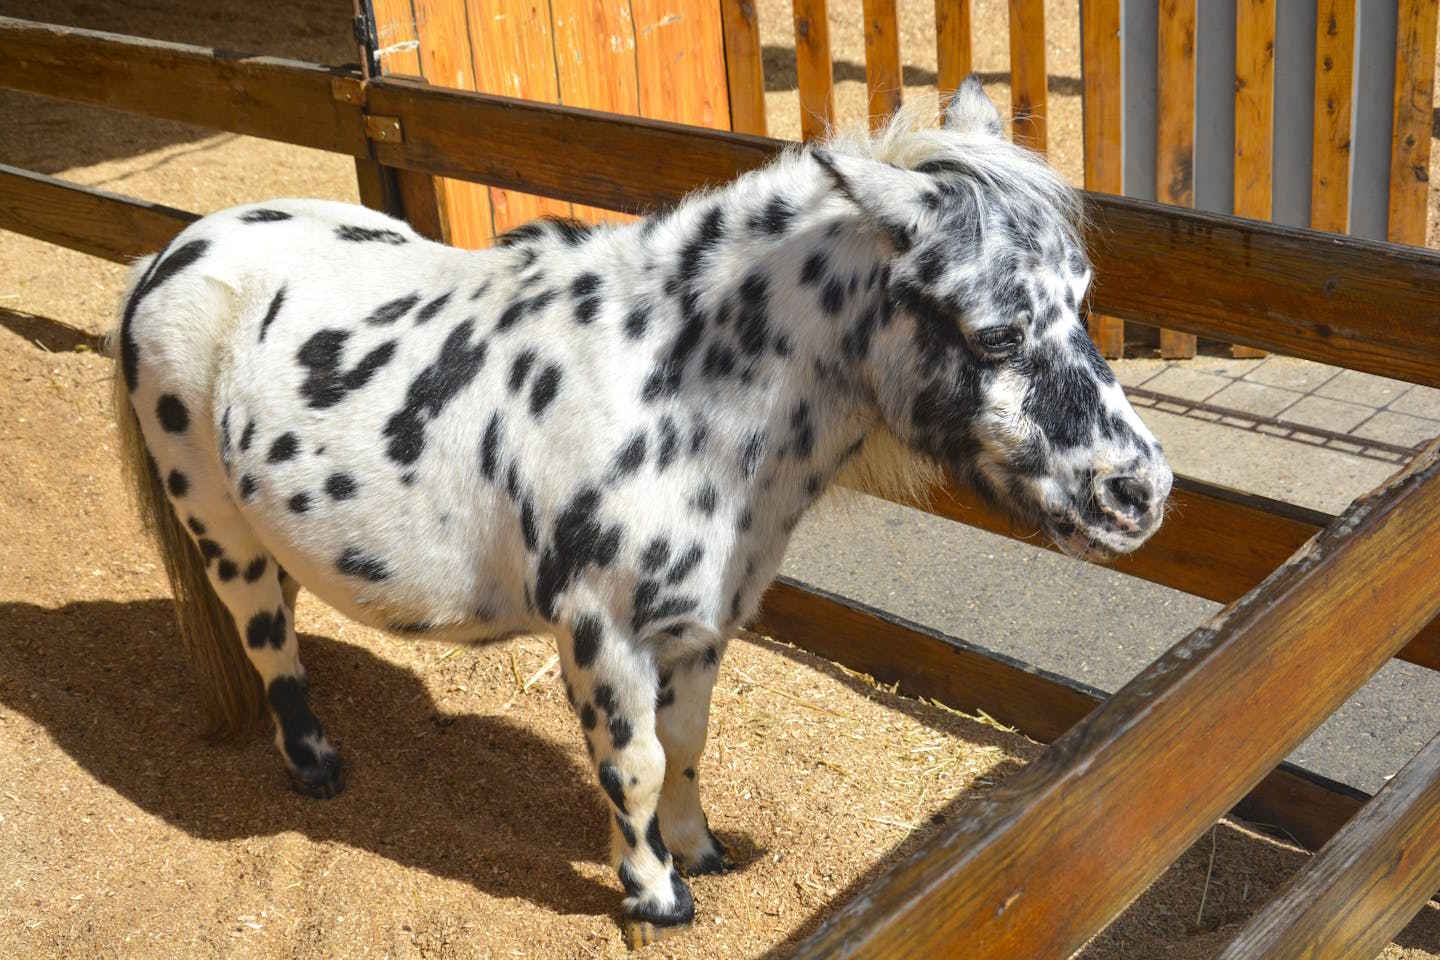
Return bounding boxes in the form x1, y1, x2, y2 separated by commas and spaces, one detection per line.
1080, 0, 1124, 358
1230, 0, 1276, 359
756, 576, 1373, 852
1156, 0, 1197, 359
633, 0, 732, 130
1387, 0, 1439, 246
462, 0, 570, 234
0, 164, 197, 263
367, 0, 455, 242
1006, 0, 1046, 152
934, 0, 971, 101
550, 0, 640, 224
0, 16, 369, 157
794, 441, 1440, 959
1310, 0, 1355, 235
1218, 729, 1440, 959
861, 0, 903, 129
719, 0, 767, 135
792, 0, 835, 140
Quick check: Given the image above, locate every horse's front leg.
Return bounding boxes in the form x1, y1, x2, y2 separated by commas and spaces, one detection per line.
655, 642, 730, 875
559, 613, 694, 944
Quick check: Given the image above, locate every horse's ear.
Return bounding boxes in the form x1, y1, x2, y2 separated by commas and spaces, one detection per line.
813, 149, 933, 252
944, 75, 1004, 137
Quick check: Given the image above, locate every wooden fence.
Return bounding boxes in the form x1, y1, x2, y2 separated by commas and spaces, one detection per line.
2, 14, 1440, 957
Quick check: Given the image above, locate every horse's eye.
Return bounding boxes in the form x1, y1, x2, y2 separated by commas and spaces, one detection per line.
974, 326, 1023, 354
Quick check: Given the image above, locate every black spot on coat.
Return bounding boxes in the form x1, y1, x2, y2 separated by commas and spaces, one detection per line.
383, 319, 489, 465
364, 293, 421, 326
336, 547, 390, 581
156, 394, 189, 433
258, 285, 287, 342
297, 329, 397, 409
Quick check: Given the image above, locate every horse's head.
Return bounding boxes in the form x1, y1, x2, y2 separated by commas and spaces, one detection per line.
818, 78, 1171, 560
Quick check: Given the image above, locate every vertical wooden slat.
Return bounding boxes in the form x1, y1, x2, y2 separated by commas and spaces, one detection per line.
1081, 0, 1124, 358
368, 0, 491, 244
792, 0, 835, 139
1311, 0, 1355, 234
550, 0, 640, 223
935, 0, 971, 99
720, 0, 767, 135
1231, 0, 1276, 358
1387, 0, 1439, 246
633, 0, 732, 130
1007, 0, 1047, 152
463, 0, 572, 233
1156, 0, 1197, 359
861, 0, 902, 129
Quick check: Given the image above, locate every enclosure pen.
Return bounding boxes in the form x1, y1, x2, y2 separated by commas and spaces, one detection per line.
2, 11, 1440, 957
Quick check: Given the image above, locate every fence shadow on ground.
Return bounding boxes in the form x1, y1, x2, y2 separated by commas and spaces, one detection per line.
0, 597, 626, 917
0, 307, 108, 353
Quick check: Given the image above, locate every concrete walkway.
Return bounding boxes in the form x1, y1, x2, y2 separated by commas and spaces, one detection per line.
781, 355, 1440, 795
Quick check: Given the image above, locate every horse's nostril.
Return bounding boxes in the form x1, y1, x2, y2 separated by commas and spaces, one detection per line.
1104, 475, 1151, 517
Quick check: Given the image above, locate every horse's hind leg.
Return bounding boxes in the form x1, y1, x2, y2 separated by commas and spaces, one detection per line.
149, 429, 342, 796
187, 501, 342, 796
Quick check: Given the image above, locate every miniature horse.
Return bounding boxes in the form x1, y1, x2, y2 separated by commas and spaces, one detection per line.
111, 78, 1171, 942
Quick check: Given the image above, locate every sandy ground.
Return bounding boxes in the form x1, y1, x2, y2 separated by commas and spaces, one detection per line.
1, 0, 1438, 957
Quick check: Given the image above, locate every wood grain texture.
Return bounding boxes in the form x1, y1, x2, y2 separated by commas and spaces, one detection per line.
1218, 729, 1440, 959
1311, 0, 1355, 235
757, 576, 1375, 852
719, 0, 767, 135
861, 0, 902, 129
795, 441, 1440, 959
0, 16, 369, 156
1080, 0, 1123, 357
368, 0, 483, 243
792, 0, 835, 139
1006, 0, 1046, 152
458, 0, 568, 234
633, 0, 731, 130
1387, 0, 1438, 246
0, 164, 198, 263
550, 0, 640, 223
934, 0, 971, 99
1156, 0, 1197, 359
1231, 0, 1276, 358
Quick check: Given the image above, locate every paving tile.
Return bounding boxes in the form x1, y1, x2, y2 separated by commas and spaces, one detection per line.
1279, 394, 1373, 433
1389, 385, 1440, 419
1139, 364, 1231, 401
1184, 356, 1265, 379
1313, 368, 1409, 407
1208, 380, 1302, 417
1110, 358, 1167, 387
1352, 410, 1440, 449
1243, 357, 1343, 392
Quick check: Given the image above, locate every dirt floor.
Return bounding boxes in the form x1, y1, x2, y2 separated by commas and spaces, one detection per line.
1, 1, 1438, 957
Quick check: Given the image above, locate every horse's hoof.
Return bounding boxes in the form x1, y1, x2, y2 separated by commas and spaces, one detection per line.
622, 872, 694, 949
290, 752, 344, 799
682, 832, 732, 876
623, 918, 687, 950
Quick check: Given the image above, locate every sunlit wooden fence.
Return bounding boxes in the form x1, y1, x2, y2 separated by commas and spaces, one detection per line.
2, 14, 1439, 957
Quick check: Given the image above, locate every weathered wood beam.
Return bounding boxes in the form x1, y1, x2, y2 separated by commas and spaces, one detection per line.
0, 164, 197, 263
756, 576, 1371, 852
794, 440, 1440, 958
1218, 729, 1440, 959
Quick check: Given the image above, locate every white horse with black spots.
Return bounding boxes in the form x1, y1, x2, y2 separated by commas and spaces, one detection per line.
111, 78, 1171, 943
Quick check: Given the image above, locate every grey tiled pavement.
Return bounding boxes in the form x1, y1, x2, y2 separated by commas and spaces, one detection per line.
781, 355, 1440, 795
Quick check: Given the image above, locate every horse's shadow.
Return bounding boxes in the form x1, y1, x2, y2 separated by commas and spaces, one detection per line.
0, 598, 628, 917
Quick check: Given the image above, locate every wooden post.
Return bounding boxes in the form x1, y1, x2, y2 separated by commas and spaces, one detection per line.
792, 0, 835, 139
1387, 0, 1439, 246
1310, 0, 1355, 235
1231, 0, 1276, 357
1006, 0, 1046, 152
861, 0, 902, 129
934, 0, 971, 100
720, 0, 767, 135
1081, 0, 1124, 358
1156, 0, 1197, 359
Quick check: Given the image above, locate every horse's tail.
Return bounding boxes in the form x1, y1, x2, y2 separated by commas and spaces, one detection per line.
108, 255, 265, 739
